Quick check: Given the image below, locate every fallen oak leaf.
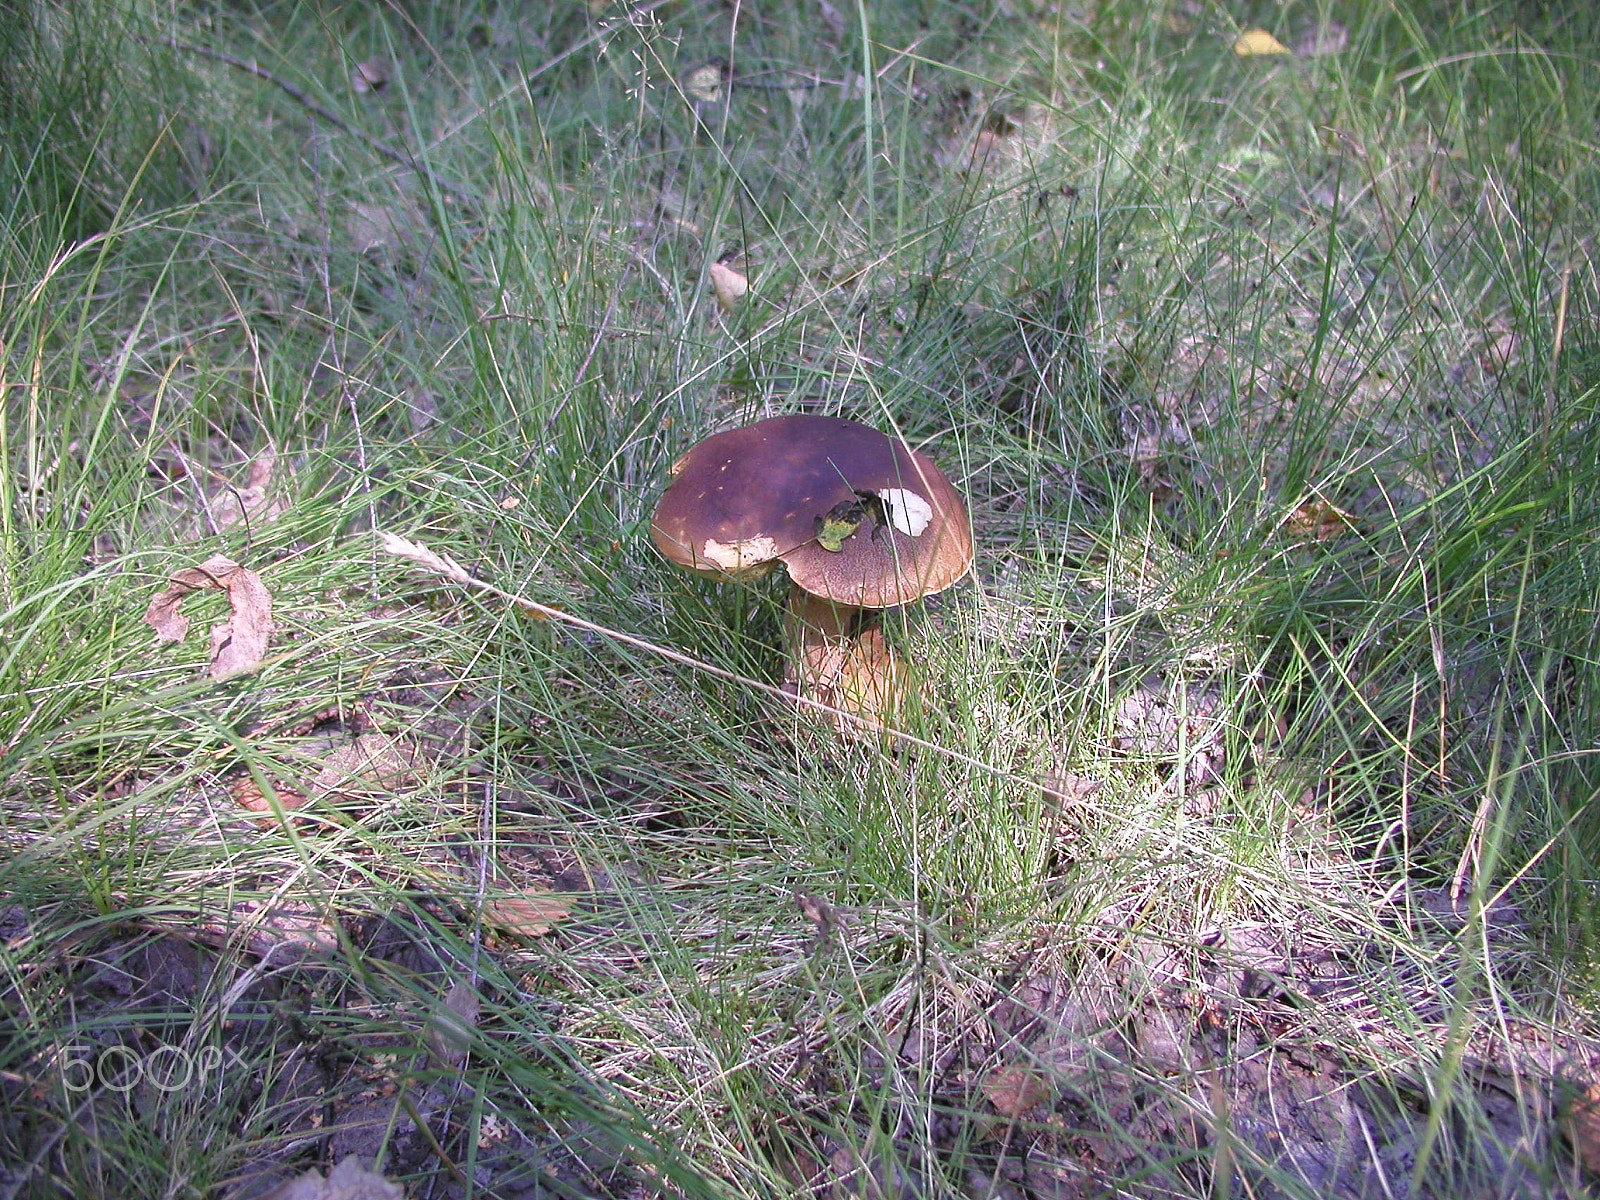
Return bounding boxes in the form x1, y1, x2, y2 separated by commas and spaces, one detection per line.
143, 555, 274, 679
142, 556, 230, 643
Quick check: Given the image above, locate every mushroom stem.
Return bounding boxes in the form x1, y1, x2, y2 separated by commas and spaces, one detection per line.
784, 584, 905, 729
783, 584, 862, 689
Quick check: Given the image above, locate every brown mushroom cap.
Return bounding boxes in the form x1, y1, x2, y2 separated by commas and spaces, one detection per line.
650, 414, 972, 607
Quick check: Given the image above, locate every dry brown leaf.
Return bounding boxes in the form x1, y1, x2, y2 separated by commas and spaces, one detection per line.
201, 449, 289, 534
350, 56, 391, 94
256, 1156, 404, 1200
1234, 28, 1290, 56
142, 555, 274, 679
426, 978, 481, 1070
230, 775, 310, 816
1568, 1080, 1600, 1175
345, 198, 425, 253
1281, 498, 1360, 543
481, 890, 571, 938
311, 733, 420, 801
708, 259, 748, 314
983, 1063, 1052, 1117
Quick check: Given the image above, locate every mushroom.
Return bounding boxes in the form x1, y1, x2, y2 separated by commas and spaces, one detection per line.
649, 414, 972, 723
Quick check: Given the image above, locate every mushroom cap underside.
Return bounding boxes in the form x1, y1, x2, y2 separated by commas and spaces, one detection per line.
650, 414, 972, 607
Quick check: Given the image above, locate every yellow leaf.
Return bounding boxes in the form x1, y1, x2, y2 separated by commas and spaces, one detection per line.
814, 497, 866, 551
708, 260, 748, 313
1234, 28, 1290, 56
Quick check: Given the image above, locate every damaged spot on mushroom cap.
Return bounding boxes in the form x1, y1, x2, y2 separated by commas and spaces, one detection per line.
699, 535, 779, 574
874, 488, 933, 538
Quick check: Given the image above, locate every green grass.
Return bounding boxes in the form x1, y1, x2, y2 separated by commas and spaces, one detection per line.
1, 0, 1597, 1196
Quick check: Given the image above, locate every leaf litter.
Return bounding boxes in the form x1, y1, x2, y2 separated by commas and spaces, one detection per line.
8, 594, 632, 1194
736, 892, 1600, 1199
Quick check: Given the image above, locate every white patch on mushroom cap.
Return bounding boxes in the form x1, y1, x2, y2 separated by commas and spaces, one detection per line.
875, 488, 934, 537
700, 536, 778, 574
